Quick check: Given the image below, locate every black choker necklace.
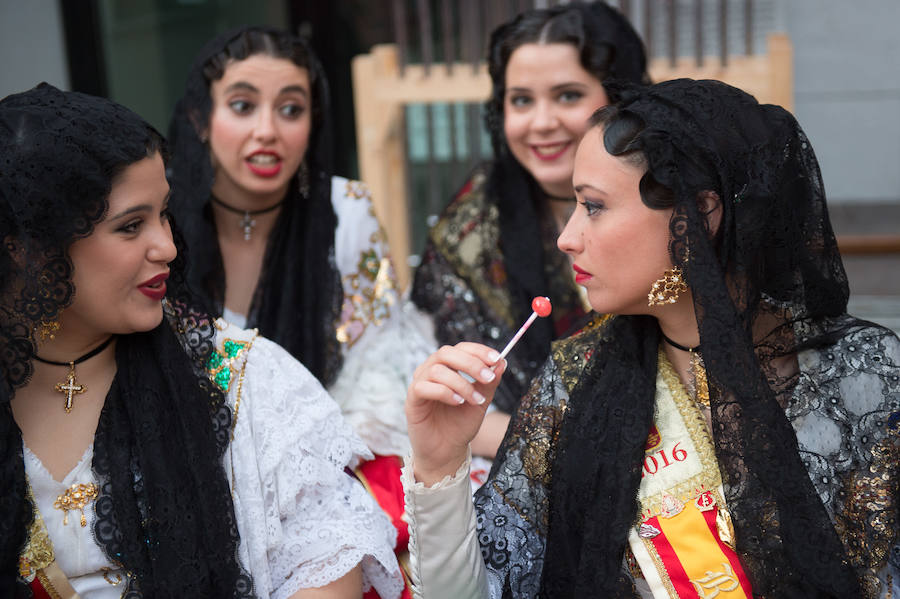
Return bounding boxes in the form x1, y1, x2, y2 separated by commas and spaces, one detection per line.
210, 196, 285, 241
660, 331, 700, 353
660, 330, 709, 408
33, 336, 115, 413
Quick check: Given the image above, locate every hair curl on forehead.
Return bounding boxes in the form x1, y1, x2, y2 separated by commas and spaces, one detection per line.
587, 104, 675, 210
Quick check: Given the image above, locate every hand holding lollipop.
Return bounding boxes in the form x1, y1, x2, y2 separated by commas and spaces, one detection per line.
406, 296, 552, 484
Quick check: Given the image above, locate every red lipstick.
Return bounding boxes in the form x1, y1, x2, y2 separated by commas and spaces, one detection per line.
246, 150, 282, 177
573, 264, 592, 284
530, 142, 571, 162
138, 273, 168, 301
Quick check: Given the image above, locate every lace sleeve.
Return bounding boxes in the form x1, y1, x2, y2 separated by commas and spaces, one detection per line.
328, 176, 436, 456
473, 356, 570, 598
227, 333, 403, 599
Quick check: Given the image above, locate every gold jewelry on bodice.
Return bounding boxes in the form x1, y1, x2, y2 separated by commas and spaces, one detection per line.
54, 482, 100, 527
21, 479, 124, 597
32, 336, 115, 413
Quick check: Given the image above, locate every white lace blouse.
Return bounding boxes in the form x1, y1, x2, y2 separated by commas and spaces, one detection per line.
24, 322, 404, 598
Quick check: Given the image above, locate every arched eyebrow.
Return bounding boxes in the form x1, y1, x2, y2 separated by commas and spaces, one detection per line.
223, 81, 259, 94
574, 183, 608, 197
107, 191, 172, 221
507, 81, 590, 94
223, 81, 309, 99
279, 85, 309, 98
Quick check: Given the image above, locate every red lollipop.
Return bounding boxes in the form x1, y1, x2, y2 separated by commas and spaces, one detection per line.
495, 296, 553, 362
531, 296, 552, 318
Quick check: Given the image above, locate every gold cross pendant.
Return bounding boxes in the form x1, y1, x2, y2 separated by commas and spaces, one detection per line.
54, 363, 86, 413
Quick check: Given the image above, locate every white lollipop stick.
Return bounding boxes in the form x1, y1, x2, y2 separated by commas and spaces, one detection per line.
496, 312, 538, 362
492, 297, 552, 364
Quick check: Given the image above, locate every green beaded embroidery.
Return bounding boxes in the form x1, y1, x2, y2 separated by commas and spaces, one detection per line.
206, 338, 248, 392
358, 249, 380, 280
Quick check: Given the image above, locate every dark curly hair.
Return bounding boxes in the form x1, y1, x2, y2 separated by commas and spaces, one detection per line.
482, 2, 649, 387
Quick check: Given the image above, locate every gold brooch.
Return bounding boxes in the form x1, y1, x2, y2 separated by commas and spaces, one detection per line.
54, 482, 99, 527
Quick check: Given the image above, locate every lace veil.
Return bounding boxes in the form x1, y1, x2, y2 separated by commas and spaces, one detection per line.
0, 84, 252, 597
507, 79, 899, 596
168, 25, 343, 385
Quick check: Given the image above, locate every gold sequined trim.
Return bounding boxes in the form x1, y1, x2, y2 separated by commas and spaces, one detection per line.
335, 255, 396, 347
18, 490, 54, 581
344, 179, 372, 200
550, 313, 612, 391
838, 433, 899, 597
639, 347, 724, 520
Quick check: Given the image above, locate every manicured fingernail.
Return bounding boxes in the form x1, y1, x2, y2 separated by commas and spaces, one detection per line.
480, 368, 495, 382
452, 393, 465, 404
487, 350, 500, 363
473, 391, 486, 405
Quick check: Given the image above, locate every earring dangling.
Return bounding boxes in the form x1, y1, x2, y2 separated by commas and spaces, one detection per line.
647, 266, 687, 306
36, 319, 60, 341
298, 161, 310, 197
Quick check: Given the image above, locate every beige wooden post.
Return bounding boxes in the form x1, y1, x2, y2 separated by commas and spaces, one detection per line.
767, 33, 794, 112
648, 33, 793, 112
352, 45, 412, 289
352, 44, 491, 290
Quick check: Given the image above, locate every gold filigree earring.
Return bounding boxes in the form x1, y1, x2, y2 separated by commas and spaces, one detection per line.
298, 161, 310, 197
647, 266, 687, 306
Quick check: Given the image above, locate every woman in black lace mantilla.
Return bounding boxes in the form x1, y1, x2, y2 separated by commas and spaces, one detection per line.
411, 2, 649, 459
403, 79, 899, 598
1, 84, 401, 598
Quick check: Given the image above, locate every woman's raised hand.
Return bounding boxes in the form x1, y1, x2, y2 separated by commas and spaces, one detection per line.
406, 342, 506, 485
